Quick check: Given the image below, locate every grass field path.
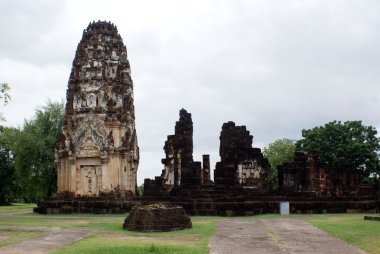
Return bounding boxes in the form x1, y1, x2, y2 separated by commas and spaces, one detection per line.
208, 218, 367, 254
0, 226, 96, 254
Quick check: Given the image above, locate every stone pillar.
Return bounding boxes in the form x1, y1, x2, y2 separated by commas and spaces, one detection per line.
66, 160, 70, 192
76, 165, 80, 193
60, 160, 66, 191
70, 158, 76, 192
101, 156, 109, 192
113, 124, 120, 147
202, 154, 211, 183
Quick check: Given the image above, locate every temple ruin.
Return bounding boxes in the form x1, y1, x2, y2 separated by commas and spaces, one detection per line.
34, 20, 379, 215
55, 21, 139, 197
141, 110, 377, 215
144, 110, 272, 197
278, 152, 362, 197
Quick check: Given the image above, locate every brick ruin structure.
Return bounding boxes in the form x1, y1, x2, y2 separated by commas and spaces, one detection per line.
214, 121, 271, 193
144, 109, 210, 195
34, 20, 379, 215
145, 113, 271, 196
278, 152, 361, 197
142, 111, 377, 215
123, 203, 192, 232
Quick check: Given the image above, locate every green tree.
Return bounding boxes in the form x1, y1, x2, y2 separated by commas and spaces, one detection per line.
0, 82, 10, 105
0, 82, 16, 204
137, 184, 144, 196
0, 82, 11, 122
0, 126, 20, 204
263, 138, 296, 190
296, 121, 380, 179
13, 100, 64, 201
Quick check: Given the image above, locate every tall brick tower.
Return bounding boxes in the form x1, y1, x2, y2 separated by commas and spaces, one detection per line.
55, 21, 139, 197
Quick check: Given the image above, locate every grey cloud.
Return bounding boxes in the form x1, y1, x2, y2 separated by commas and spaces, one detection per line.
0, 0, 69, 65
2, 1, 380, 184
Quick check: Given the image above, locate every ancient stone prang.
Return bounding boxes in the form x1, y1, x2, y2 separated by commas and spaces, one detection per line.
214, 121, 271, 192
123, 203, 192, 232
56, 21, 139, 197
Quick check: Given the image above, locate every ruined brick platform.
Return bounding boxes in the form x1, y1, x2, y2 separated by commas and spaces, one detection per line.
123, 203, 192, 232
364, 216, 380, 221
33, 190, 138, 214
34, 194, 380, 215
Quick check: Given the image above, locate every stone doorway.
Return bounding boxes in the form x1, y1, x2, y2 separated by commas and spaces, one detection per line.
81, 165, 101, 195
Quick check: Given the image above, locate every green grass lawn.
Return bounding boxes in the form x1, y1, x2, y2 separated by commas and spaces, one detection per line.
0, 203, 379, 254
305, 214, 380, 254
52, 218, 218, 254
0, 203, 36, 214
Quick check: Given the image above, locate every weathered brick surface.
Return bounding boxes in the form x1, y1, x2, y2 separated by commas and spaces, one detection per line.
215, 121, 271, 192
278, 152, 364, 197
123, 203, 192, 232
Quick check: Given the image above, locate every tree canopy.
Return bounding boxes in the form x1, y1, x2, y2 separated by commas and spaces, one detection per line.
0, 100, 64, 203
263, 138, 296, 190
296, 121, 380, 178
0, 82, 11, 122
0, 126, 20, 204
13, 101, 64, 200
0, 82, 10, 105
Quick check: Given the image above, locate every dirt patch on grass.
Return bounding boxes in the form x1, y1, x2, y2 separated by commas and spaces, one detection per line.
101, 233, 200, 242
70, 219, 91, 225
0, 234, 9, 240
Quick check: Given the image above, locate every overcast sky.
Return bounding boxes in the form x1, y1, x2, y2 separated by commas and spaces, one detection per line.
1, 0, 379, 184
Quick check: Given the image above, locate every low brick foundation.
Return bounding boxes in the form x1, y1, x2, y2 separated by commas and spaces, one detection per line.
34, 195, 380, 216
364, 216, 380, 221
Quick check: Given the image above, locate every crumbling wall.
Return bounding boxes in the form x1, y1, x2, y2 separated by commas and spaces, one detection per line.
163, 109, 211, 187
278, 152, 361, 196
145, 109, 210, 194
214, 122, 271, 192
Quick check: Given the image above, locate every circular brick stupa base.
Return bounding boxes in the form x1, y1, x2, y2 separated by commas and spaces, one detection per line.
123, 203, 192, 232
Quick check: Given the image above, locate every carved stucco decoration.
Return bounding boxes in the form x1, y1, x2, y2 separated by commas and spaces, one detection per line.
72, 114, 108, 155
